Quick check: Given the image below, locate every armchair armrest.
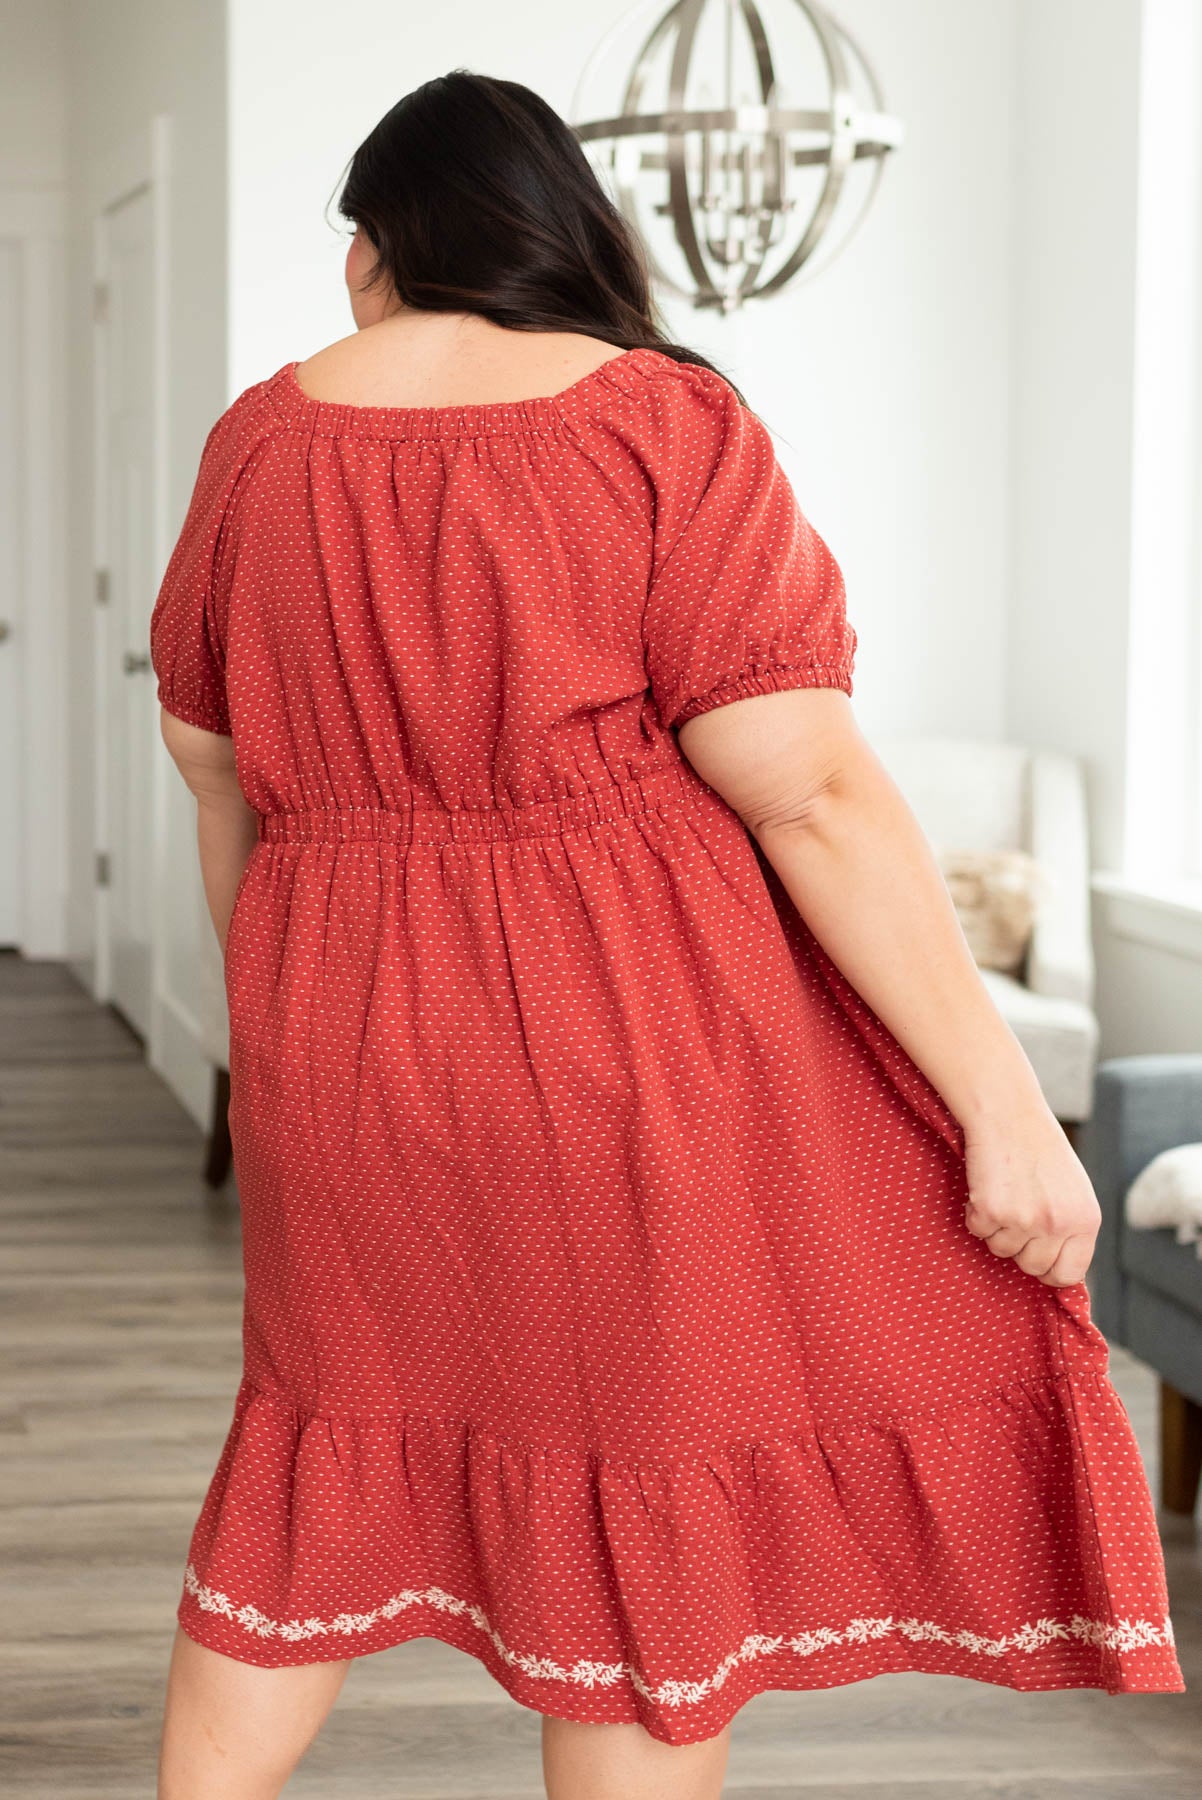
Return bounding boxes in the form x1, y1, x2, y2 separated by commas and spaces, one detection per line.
1026, 751, 1094, 1005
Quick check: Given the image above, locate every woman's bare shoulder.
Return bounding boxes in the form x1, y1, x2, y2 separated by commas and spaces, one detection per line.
295, 319, 629, 409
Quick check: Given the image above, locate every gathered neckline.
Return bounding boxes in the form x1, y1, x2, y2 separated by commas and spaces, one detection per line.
271, 344, 667, 441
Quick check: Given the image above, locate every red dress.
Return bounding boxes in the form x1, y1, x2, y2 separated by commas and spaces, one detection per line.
150, 346, 1183, 1743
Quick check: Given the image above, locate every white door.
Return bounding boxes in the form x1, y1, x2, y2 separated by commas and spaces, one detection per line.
0, 240, 23, 946
98, 185, 157, 1038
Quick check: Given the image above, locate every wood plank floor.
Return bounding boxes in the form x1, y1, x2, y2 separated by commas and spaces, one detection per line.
1, 952, 1198, 1798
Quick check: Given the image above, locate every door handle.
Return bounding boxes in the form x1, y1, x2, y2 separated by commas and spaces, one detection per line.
122, 650, 152, 675
0, 620, 10, 642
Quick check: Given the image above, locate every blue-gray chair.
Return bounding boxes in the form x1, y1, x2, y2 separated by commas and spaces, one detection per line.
1078, 1053, 1202, 1513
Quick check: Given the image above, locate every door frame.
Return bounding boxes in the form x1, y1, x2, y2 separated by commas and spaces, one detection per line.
89, 114, 172, 1068
0, 186, 67, 959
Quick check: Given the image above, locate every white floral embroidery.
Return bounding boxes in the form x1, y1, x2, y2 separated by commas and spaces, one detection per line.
182, 1566, 1174, 1709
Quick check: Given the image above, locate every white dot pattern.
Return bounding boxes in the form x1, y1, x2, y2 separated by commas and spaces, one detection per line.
149, 347, 1183, 1743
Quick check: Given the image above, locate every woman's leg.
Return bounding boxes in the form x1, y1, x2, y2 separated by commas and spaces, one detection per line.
542, 1716, 731, 1800
158, 1628, 350, 1800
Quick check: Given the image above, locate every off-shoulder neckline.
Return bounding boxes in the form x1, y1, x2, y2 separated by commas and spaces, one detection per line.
269, 344, 676, 441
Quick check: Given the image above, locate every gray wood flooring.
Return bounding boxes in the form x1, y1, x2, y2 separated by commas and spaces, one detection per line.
1, 953, 1198, 1797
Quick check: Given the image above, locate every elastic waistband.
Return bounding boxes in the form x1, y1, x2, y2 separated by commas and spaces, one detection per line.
257, 762, 712, 847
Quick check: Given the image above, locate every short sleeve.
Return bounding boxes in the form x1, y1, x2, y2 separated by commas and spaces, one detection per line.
149, 384, 271, 735
641, 367, 857, 732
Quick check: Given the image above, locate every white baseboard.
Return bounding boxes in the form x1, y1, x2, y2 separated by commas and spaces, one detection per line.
64, 888, 98, 998
151, 986, 215, 1131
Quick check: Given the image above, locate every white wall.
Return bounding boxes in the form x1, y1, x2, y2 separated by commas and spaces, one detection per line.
1008, 0, 1202, 1057
1125, 0, 1202, 884
228, 0, 1020, 743
1008, 0, 1144, 873
0, 0, 68, 186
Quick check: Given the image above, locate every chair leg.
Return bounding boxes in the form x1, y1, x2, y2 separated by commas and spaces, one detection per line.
203, 1065, 233, 1188
1160, 1380, 1202, 1515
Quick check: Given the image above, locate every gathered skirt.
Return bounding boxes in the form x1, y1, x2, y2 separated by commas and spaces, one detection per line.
177, 760, 1183, 1743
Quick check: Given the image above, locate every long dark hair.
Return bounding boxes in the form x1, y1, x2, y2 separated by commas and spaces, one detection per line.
335, 70, 747, 404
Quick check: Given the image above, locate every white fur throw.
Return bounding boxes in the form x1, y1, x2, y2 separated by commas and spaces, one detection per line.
1125, 1144, 1202, 1257
939, 848, 1046, 974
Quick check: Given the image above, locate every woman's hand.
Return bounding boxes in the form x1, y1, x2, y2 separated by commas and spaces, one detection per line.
962, 1103, 1102, 1288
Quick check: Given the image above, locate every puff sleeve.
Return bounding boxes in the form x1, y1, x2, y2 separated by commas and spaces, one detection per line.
641, 366, 856, 732
149, 386, 268, 735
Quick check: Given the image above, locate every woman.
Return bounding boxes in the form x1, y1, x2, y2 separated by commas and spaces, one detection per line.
151, 70, 1182, 1800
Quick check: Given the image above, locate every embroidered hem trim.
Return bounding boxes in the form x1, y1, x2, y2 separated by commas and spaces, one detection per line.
182, 1565, 1175, 1709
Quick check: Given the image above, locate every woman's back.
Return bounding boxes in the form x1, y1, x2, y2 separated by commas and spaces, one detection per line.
151, 332, 853, 825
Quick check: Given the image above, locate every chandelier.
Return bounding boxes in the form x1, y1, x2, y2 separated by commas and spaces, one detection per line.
571, 0, 903, 312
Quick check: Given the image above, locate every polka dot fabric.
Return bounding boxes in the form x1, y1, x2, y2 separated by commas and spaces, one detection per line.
150, 347, 1183, 1742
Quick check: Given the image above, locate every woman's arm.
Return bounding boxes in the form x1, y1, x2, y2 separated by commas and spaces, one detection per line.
160, 710, 259, 956
677, 689, 1101, 1289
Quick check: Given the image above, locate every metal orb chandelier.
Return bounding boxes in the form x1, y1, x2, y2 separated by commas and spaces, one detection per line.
571, 0, 903, 312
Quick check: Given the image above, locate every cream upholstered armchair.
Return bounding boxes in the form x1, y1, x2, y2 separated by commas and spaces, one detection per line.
870, 736, 1100, 1124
